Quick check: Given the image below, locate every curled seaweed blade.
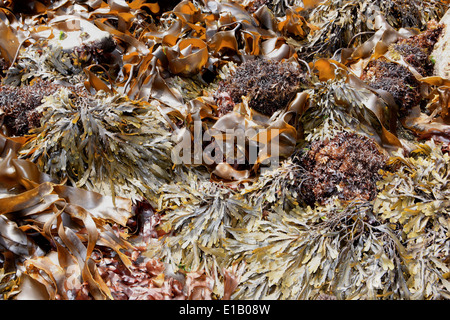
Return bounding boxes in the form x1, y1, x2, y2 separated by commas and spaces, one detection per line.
0, 133, 135, 300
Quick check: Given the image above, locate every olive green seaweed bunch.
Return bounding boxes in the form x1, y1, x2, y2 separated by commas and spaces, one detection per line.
251, 0, 308, 16
147, 167, 261, 297
19, 88, 175, 202
374, 140, 450, 299
225, 200, 411, 299
223, 139, 450, 300
239, 157, 305, 211
4, 42, 85, 86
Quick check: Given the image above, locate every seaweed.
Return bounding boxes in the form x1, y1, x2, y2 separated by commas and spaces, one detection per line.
347, 18, 450, 146
1, 0, 450, 301
71, 37, 117, 68
0, 80, 61, 136
225, 199, 411, 299
0, 133, 134, 300
361, 58, 422, 116
214, 58, 308, 116
374, 140, 450, 299
300, 0, 445, 60
0, 267, 20, 300
4, 43, 85, 86
294, 132, 387, 206
19, 88, 175, 202
245, 0, 271, 13
0, 58, 7, 78
301, 63, 401, 150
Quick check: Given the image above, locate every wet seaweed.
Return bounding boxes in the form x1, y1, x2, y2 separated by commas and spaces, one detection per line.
1, 0, 450, 301
214, 58, 309, 116
0, 80, 61, 136
301, 0, 446, 60
19, 88, 175, 202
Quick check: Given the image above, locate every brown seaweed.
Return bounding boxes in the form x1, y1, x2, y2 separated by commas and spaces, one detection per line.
1, 0, 450, 302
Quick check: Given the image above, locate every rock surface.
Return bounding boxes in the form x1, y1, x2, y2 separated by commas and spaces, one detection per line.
432, 9, 450, 79
50, 18, 112, 52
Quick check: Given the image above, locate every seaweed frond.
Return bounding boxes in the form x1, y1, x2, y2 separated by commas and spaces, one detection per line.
225, 200, 410, 299
19, 88, 175, 202
374, 139, 450, 299
0, 268, 21, 300
301, 0, 445, 60
157, 175, 260, 273
302, 71, 397, 149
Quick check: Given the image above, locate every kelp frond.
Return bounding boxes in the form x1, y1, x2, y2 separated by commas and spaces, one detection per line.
0, 268, 20, 300
0, 133, 134, 300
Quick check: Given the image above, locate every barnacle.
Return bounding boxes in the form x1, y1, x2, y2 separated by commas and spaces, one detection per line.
19, 88, 175, 202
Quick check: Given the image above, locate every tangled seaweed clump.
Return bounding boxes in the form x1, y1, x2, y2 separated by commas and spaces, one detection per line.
214, 58, 309, 116
0, 80, 61, 136
361, 58, 422, 115
301, 0, 446, 60
392, 23, 444, 76
1, 0, 450, 302
294, 132, 388, 206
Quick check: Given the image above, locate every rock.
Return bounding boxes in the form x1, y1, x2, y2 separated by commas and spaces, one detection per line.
49, 18, 114, 53
432, 9, 450, 79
